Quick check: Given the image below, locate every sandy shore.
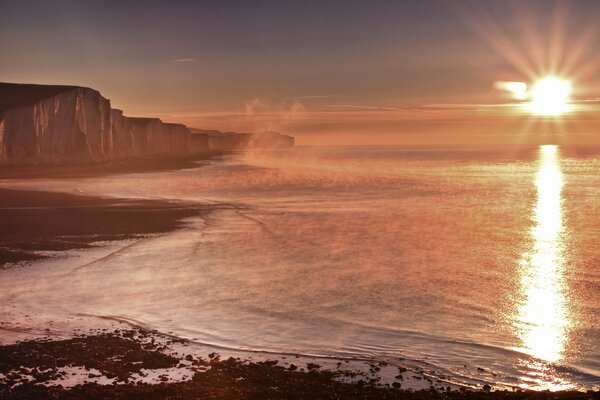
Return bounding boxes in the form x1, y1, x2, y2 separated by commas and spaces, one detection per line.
0, 188, 209, 267
0, 152, 225, 266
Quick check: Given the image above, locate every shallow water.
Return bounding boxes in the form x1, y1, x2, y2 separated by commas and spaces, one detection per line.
1, 145, 600, 390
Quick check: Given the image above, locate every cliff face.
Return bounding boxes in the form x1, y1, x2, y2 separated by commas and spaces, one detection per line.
0, 86, 113, 164
207, 133, 253, 152
188, 133, 209, 154
0, 83, 293, 166
125, 118, 188, 156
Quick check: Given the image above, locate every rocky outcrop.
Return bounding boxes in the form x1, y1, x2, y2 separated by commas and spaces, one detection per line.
248, 131, 295, 148
0, 83, 294, 166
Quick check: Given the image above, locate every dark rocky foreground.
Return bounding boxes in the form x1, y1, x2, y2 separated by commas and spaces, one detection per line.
0, 330, 598, 400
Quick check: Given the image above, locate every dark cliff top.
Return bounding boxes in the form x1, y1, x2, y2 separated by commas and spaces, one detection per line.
126, 117, 162, 125
191, 128, 253, 137
190, 128, 225, 135
0, 83, 91, 114
164, 122, 188, 128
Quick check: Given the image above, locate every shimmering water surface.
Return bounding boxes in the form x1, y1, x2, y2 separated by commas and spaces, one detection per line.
1, 145, 600, 390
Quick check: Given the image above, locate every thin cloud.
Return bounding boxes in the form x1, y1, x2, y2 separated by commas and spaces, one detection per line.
420, 103, 518, 110
173, 58, 196, 63
282, 94, 340, 101
323, 104, 417, 112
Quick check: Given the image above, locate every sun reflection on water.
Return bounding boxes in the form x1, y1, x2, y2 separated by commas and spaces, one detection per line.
515, 145, 572, 389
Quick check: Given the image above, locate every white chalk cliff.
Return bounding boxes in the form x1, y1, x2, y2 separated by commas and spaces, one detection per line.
0, 83, 294, 165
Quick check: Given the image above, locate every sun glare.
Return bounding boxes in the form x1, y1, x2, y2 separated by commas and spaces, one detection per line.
527, 77, 573, 116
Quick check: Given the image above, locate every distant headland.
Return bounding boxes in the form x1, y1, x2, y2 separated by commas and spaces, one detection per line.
0, 83, 294, 166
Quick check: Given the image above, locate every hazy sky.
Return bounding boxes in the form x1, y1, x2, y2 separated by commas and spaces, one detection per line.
2, 0, 600, 144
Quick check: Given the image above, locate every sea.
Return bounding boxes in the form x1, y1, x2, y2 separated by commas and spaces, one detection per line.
1, 144, 599, 390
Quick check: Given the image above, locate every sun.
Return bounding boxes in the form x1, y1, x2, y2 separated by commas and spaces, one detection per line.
527, 77, 573, 116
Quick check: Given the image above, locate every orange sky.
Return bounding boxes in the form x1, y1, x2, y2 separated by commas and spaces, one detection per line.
156, 102, 600, 146
2, 1, 600, 145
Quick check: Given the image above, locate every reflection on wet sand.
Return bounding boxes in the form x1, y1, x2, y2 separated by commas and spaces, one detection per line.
515, 145, 572, 389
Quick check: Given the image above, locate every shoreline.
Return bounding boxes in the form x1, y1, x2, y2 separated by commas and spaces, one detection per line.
0, 153, 223, 180
0, 187, 211, 267
0, 152, 229, 265
1, 329, 598, 399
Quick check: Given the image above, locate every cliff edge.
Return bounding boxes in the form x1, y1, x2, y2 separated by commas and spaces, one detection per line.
0, 83, 294, 165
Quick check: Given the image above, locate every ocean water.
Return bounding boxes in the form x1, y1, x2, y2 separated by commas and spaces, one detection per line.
1, 145, 600, 390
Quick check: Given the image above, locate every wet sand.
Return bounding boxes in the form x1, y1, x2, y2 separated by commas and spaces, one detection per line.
0, 153, 226, 266
0, 188, 207, 267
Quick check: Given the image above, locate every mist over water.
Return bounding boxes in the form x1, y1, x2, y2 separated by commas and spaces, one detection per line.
1, 145, 600, 390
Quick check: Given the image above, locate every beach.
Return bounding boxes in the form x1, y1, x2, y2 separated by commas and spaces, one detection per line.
0, 169, 464, 398
1, 146, 599, 397
0, 188, 208, 267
